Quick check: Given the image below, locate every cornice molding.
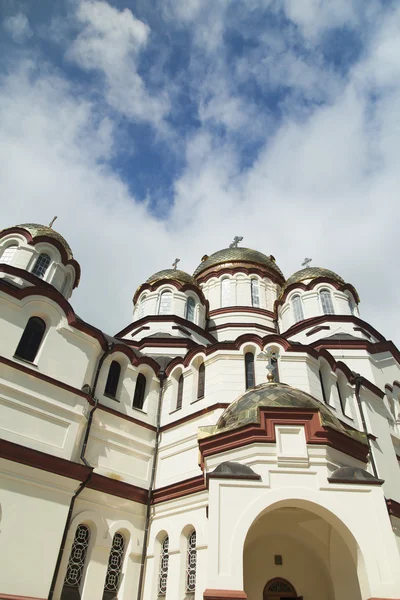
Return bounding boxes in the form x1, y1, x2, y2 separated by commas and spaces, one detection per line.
276, 277, 359, 305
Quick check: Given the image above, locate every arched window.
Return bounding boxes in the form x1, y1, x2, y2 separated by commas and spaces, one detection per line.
320, 288, 334, 315
32, 253, 51, 279
102, 532, 125, 599
221, 278, 232, 307
319, 369, 327, 404
158, 536, 169, 596
263, 578, 297, 598
245, 352, 255, 389
185, 297, 196, 322
15, 316, 46, 362
158, 290, 172, 315
137, 295, 147, 320
0, 244, 17, 265
62, 524, 90, 594
176, 374, 184, 410
347, 294, 356, 315
251, 279, 260, 307
104, 361, 121, 398
186, 530, 197, 594
197, 363, 205, 399
133, 373, 146, 409
291, 294, 304, 323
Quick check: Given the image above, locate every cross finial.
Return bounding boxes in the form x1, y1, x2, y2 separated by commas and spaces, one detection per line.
172, 258, 180, 270
302, 257, 312, 268
48, 216, 58, 228
229, 236, 243, 248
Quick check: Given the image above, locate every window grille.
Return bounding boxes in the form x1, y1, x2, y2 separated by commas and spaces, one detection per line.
221, 278, 232, 307
0, 244, 17, 265
133, 373, 146, 409
197, 363, 205, 399
158, 536, 169, 596
265, 578, 296, 594
245, 352, 255, 389
251, 279, 260, 307
158, 291, 172, 315
177, 374, 184, 410
185, 297, 196, 322
105, 361, 121, 398
32, 253, 51, 278
103, 532, 125, 596
186, 530, 197, 594
320, 289, 334, 315
15, 316, 46, 362
63, 524, 90, 589
319, 369, 327, 404
291, 294, 304, 323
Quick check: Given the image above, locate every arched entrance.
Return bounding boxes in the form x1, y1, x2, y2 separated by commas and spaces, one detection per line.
243, 503, 362, 600
263, 577, 299, 599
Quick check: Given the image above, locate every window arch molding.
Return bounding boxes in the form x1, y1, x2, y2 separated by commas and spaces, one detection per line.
250, 276, 261, 308
185, 295, 197, 323
136, 293, 148, 320
157, 287, 174, 315
318, 286, 335, 315
289, 292, 304, 323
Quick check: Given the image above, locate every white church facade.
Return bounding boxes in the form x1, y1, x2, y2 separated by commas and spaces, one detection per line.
0, 222, 400, 600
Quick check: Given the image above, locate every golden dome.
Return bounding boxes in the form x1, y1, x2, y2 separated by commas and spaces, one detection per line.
146, 269, 197, 286
4, 223, 73, 260
284, 267, 345, 290
201, 382, 366, 444
193, 247, 284, 279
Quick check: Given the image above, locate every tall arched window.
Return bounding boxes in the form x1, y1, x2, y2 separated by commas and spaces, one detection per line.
15, 316, 46, 362
320, 288, 334, 315
291, 294, 304, 323
197, 363, 205, 399
158, 290, 172, 315
103, 532, 125, 599
185, 297, 196, 322
176, 374, 184, 410
251, 279, 260, 307
245, 352, 255, 389
137, 295, 147, 320
32, 253, 51, 278
62, 524, 90, 594
186, 530, 197, 594
319, 369, 328, 404
347, 294, 356, 315
0, 244, 17, 265
158, 536, 169, 596
133, 373, 146, 409
221, 278, 232, 307
104, 361, 121, 398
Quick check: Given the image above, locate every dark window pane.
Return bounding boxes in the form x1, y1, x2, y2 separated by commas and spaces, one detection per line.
105, 361, 121, 398
245, 353, 255, 389
197, 364, 205, 399
32, 253, 51, 278
177, 374, 184, 410
133, 374, 146, 409
15, 317, 46, 362
319, 370, 327, 404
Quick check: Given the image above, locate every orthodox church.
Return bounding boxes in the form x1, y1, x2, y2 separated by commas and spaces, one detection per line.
0, 222, 400, 600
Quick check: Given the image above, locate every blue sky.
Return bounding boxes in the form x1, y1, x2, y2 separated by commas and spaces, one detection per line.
1, 0, 399, 341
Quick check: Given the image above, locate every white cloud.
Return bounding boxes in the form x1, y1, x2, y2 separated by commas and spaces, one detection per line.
3, 12, 32, 43
67, 0, 170, 125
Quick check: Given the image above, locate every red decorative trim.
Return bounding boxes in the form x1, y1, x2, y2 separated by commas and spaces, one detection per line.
0, 438, 90, 481
327, 477, 383, 485
284, 314, 385, 343
387, 498, 400, 519
306, 325, 331, 337
209, 306, 275, 319
277, 277, 360, 305
208, 322, 276, 334
87, 473, 147, 504
199, 408, 369, 463
0, 228, 81, 288
203, 590, 247, 600
0, 594, 46, 600
196, 263, 284, 286
129, 325, 151, 336
116, 315, 216, 343
353, 327, 372, 339
152, 475, 206, 504
161, 403, 230, 432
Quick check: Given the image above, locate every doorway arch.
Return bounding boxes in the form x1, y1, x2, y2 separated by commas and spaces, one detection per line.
263, 577, 298, 598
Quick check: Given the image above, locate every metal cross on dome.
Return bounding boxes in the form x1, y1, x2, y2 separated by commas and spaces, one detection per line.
172, 258, 180, 270
302, 257, 312, 267
229, 236, 243, 248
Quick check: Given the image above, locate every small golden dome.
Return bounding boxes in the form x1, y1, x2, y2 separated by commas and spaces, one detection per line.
3, 223, 73, 260
284, 267, 345, 289
146, 269, 197, 285
193, 247, 284, 279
